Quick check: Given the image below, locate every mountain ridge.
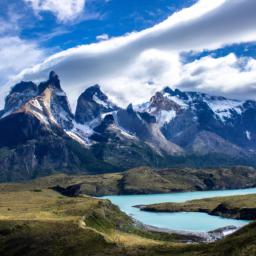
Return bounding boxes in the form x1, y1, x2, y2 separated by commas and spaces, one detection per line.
0, 71, 256, 181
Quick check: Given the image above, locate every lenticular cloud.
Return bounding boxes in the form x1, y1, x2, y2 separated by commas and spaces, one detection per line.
5, 0, 256, 109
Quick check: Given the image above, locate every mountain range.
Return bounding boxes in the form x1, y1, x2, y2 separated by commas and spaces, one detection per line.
0, 71, 255, 182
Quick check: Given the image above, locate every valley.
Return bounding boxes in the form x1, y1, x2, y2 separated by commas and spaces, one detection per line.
0, 73, 256, 255
1, 166, 256, 234
0, 179, 256, 256
1, 1, 256, 255
105, 188, 255, 233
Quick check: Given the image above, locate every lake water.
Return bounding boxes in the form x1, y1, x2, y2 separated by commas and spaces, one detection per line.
103, 188, 256, 232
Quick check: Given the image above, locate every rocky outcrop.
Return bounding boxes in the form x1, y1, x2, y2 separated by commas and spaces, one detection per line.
1, 81, 37, 117
0, 135, 102, 182
75, 84, 118, 125
51, 184, 82, 197
38, 71, 74, 130
89, 115, 167, 170
212, 203, 256, 220
116, 104, 183, 155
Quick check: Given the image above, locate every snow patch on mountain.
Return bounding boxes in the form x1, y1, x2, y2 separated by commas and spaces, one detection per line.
32, 110, 50, 125
134, 102, 150, 112
93, 95, 109, 108
157, 110, 176, 127
92, 91, 117, 111
29, 99, 44, 112
65, 131, 88, 145
73, 121, 94, 135
115, 125, 138, 140
101, 111, 116, 119
246, 130, 251, 141
164, 94, 189, 109
206, 99, 243, 122
55, 90, 67, 97
162, 88, 245, 123
1, 110, 12, 119
65, 121, 94, 145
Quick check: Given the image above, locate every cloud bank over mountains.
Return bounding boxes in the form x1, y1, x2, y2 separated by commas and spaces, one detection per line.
2, 0, 256, 109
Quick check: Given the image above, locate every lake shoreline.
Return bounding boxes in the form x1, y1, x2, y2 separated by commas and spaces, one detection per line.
132, 216, 239, 243
103, 188, 255, 234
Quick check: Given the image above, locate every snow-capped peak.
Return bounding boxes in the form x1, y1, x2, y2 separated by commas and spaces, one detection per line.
205, 98, 243, 122
162, 87, 245, 122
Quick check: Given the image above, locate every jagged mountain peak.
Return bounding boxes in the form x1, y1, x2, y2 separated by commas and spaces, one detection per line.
38, 72, 73, 130
1, 71, 74, 132
75, 84, 118, 125
146, 89, 184, 115
1, 72, 256, 181
162, 86, 243, 106
242, 100, 256, 108
79, 84, 107, 101
127, 103, 134, 113
77, 84, 117, 109
158, 87, 246, 123
163, 87, 189, 101
135, 87, 190, 115
49, 70, 59, 81
2, 81, 38, 117
38, 71, 62, 94
10, 81, 37, 95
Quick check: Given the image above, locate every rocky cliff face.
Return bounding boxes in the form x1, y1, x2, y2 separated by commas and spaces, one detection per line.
75, 84, 118, 125
116, 104, 183, 155
1, 81, 38, 118
0, 71, 256, 181
137, 87, 256, 156
1, 71, 74, 131
38, 71, 74, 130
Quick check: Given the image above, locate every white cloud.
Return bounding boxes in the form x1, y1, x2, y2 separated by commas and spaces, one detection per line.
178, 54, 256, 99
0, 10, 23, 36
96, 34, 109, 41
24, 0, 86, 22
0, 8, 45, 102
0, 37, 45, 102
3, 0, 256, 110
0, 19, 15, 35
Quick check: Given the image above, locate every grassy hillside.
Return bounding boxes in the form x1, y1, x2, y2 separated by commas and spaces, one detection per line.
1, 166, 255, 196
0, 187, 203, 256
139, 194, 256, 220
0, 185, 256, 256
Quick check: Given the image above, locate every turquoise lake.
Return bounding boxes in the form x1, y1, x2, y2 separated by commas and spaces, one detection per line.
103, 188, 256, 232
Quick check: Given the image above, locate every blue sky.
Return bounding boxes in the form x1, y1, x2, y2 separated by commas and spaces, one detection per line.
1, 0, 255, 55
0, 0, 256, 108
0, 0, 197, 51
